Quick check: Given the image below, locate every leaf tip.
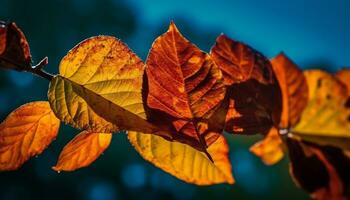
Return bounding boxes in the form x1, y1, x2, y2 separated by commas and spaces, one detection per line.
51, 165, 62, 173
227, 177, 235, 185
168, 21, 179, 33
216, 33, 229, 42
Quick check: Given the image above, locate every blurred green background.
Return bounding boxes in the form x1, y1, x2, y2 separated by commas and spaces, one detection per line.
0, 0, 349, 199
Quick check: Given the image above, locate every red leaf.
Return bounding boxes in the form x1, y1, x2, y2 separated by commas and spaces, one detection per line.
144, 22, 226, 154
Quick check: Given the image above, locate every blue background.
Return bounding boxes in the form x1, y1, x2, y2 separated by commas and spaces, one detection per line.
0, 0, 349, 199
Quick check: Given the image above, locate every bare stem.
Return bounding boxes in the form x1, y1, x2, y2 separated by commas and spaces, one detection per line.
26, 57, 54, 81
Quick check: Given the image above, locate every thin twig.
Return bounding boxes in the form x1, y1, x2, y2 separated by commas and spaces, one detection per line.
26, 57, 54, 81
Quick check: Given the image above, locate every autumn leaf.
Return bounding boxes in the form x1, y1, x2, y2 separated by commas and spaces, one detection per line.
287, 138, 350, 200
292, 70, 350, 149
47, 36, 170, 139
270, 53, 308, 128
128, 131, 234, 185
144, 22, 226, 153
52, 131, 112, 172
0, 101, 60, 171
210, 34, 281, 135
0, 21, 32, 71
249, 127, 284, 165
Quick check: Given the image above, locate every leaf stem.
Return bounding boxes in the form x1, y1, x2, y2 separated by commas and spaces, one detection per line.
26, 57, 54, 81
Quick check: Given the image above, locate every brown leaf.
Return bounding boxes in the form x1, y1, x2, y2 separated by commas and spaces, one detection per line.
53, 131, 112, 172
270, 53, 308, 128
0, 21, 32, 71
144, 22, 226, 154
210, 34, 281, 135
0, 101, 60, 171
287, 138, 350, 200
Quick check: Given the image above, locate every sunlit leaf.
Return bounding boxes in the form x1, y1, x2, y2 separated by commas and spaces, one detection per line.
52, 131, 111, 172
292, 70, 350, 149
48, 36, 169, 138
270, 53, 308, 128
250, 127, 284, 165
210, 34, 281, 135
128, 131, 234, 185
144, 22, 226, 153
0, 21, 32, 71
287, 138, 350, 200
0, 101, 60, 171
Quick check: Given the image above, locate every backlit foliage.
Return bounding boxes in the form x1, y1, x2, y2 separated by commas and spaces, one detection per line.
0, 21, 349, 199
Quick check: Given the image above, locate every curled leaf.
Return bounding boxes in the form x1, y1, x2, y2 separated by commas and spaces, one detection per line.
53, 131, 112, 172
250, 127, 284, 165
0, 101, 60, 171
0, 21, 32, 71
128, 131, 234, 185
270, 53, 308, 128
144, 22, 226, 152
210, 34, 281, 135
48, 36, 169, 138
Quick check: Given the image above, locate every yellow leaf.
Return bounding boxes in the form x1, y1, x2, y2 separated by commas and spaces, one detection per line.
48, 36, 169, 138
250, 127, 284, 165
292, 70, 350, 149
52, 131, 111, 172
128, 132, 234, 185
0, 101, 60, 171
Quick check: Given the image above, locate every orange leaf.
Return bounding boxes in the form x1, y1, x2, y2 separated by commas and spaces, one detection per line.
287, 138, 350, 200
144, 22, 226, 154
0, 21, 32, 71
270, 53, 308, 128
250, 127, 284, 165
0, 101, 60, 171
53, 131, 111, 172
210, 34, 281, 135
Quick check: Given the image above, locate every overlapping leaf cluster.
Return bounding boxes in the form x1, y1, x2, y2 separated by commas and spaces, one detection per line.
0, 21, 349, 199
